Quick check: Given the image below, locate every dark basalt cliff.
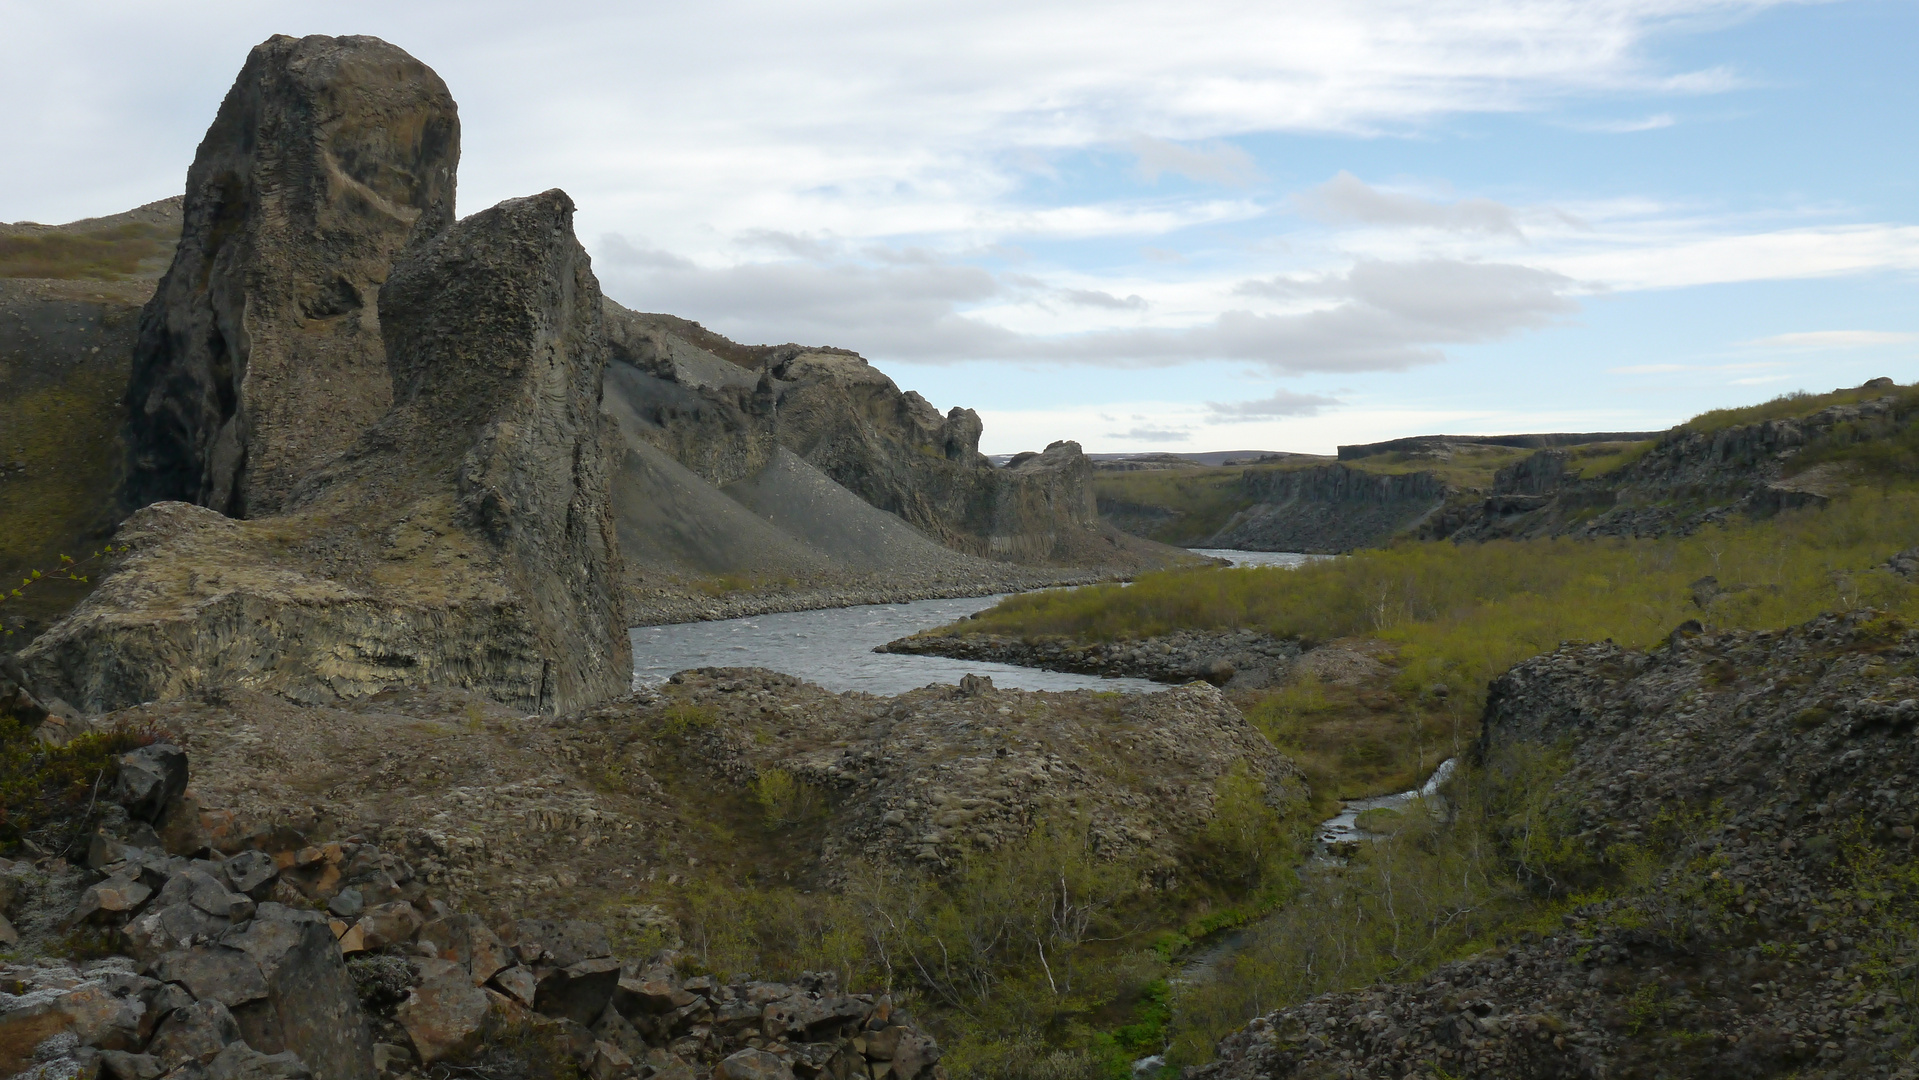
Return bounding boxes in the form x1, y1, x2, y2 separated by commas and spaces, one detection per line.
122, 34, 459, 519
1432, 388, 1911, 542
1202, 465, 1447, 553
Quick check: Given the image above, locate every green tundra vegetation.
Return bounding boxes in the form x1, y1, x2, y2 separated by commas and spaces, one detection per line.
0, 221, 179, 281
957, 488, 1919, 715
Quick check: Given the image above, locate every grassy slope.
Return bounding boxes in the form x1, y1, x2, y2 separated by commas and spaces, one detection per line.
0, 221, 178, 281
0, 211, 179, 638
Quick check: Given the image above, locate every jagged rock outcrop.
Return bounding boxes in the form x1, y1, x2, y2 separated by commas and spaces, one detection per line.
21, 191, 627, 715
1202, 465, 1447, 553
599, 307, 1176, 571
122, 34, 459, 519
1193, 610, 1919, 1080
883, 627, 1304, 690
1437, 387, 1912, 542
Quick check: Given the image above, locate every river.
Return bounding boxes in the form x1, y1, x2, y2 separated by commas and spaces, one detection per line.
629, 548, 1317, 695
630, 594, 1165, 696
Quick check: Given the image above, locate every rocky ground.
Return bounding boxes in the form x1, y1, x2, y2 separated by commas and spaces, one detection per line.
1192, 609, 1919, 1080
0, 744, 947, 1080
81, 670, 1298, 916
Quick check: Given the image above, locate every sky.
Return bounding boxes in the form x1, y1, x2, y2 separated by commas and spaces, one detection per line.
5, 1, 1916, 455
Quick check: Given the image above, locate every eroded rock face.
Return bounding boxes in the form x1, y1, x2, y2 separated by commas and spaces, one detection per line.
23, 192, 628, 715
123, 34, 459, 519
600, 310, 1162, 569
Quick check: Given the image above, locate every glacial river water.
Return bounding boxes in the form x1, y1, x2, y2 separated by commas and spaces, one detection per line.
629, 594, 1165, 696
629, 549, 1317, 695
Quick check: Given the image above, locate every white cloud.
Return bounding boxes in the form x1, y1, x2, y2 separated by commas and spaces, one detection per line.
1059, 289, 1149, 310
1109, 426, 1193, 443
1574, 113, 1678, 133
1129, 135, 1261, 186
1207, 390, 1344, 420
602, 246, 1581, 372
1739, 330, 1919, 350
1295, 172, 1524, 236
1548, 224, 1919, 292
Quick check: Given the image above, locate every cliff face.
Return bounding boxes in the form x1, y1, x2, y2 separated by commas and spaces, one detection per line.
122, 34, 459, 519
599, 307, 1181, 572
1202, 464, 1448, 553
24, 191, 628, 715
1439, 388, 1910, 542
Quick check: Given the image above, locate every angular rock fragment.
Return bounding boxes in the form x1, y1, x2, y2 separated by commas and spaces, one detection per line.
353, 903, 421, 950
717, 1047, 794, 1080
114, 745, 187, 825
221, 853, 277, 901
204, 1042, 312, 1080
415, 915, 508, 986
70, 876, 152, 926
532, 957, 622, 1027
152, 948, 267, 1008
488, 967, 535, 1008
393, 960, 486, 1065
222, 906, 375, 1080
148, 1001, 242, 1070
506, 919, 612, 968
99, 1051, 163, 1080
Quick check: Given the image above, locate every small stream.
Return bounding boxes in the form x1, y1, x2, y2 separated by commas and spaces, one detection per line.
1315, 757, 1458, 849
1166, 758, 1460, 998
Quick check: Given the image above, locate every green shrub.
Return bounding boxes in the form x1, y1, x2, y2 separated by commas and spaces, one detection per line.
0, 713, 160, 856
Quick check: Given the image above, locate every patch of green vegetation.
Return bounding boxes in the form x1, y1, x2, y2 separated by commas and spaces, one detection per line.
1563, 439, 1657, 480
1244, 674, 1461, 803
0, 711, 159, 856
0, 366, 127, 636
751, 766, 828, 827
0, 222, 177, 281
695, 572, 797, 597
953, 486, 1919, 716
1163, 742, 1686, 1067
629, 805, 1314, 1080
1683, 381, 1914, 435
1340, 444, 1535, 489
